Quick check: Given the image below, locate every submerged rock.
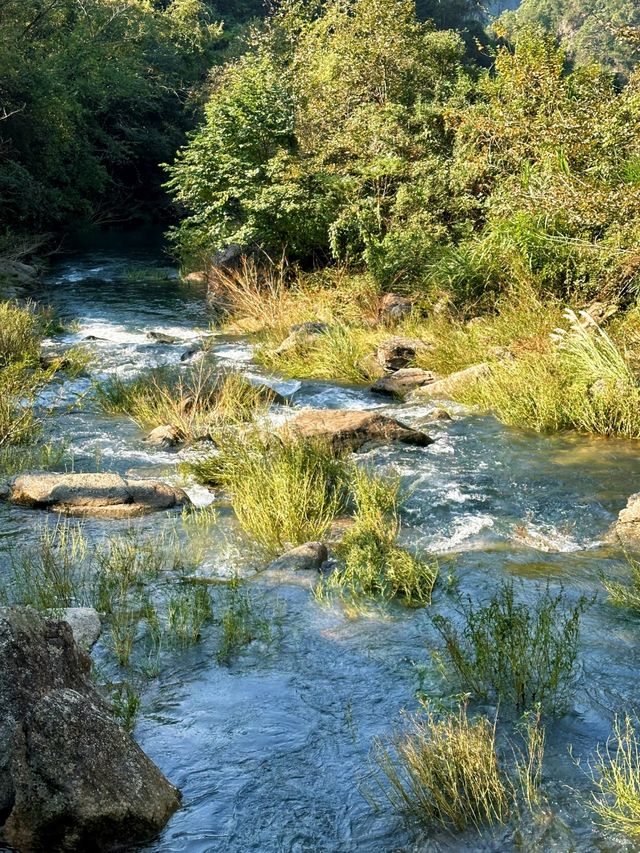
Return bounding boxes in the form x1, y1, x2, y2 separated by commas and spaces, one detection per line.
7, 472, 190, 517
286, 409, 433, 452
416, 406, 454, 424
375, 336, 429, 371
371, 367, 438, 398
409, 362, 490, 401
5, 689, 181, 853
266, 542, 328, 572
147, 331, 179, 344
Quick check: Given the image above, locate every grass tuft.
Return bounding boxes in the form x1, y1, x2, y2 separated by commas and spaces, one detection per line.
185, 429, 350, 554
320, 468, 438, 607
96, 365, 273, 441
590, 715, 640, 840
433, 582, 589, 714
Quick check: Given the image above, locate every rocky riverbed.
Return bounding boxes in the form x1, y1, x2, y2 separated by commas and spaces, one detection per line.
2, 237, 640, 851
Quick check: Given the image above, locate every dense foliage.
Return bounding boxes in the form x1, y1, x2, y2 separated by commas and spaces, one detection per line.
0, 0, 261, 232
166, 0, 640, 311
507, 0, 640, 76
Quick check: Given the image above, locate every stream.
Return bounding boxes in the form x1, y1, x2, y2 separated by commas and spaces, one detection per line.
4, 235, 640, 852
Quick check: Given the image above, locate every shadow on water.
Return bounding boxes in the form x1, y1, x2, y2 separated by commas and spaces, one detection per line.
2, 240, 640, 851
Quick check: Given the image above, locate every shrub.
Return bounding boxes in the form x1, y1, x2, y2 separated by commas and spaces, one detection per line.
590, 715, 640, 840
321, 468, 438, 607
186, 429, 349, 554
432, 582, 589, 714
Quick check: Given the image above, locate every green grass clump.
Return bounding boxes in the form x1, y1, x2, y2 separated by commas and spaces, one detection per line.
0, 300, 46, 367
3, 518, 90, 610
320, 468, 438, 607
186, 430, 349, 554
96, 365, 273, 441
590, 715, 640, 840
371, 704, 545, 832
258, 325, 385, 384
433, 582, 589, 714
216, 580, 265, 665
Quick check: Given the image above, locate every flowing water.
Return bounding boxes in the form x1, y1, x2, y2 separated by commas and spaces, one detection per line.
4, 237, 640, 852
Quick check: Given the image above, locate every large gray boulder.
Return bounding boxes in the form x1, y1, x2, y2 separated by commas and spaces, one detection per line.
5, 689, 180, 853
7, 472, 190, 517
0, 608, 180, 851
286, 409, 433, 452
0, 607, 95, 816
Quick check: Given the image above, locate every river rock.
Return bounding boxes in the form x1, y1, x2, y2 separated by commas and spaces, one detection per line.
46, 607, 102, 650
286, 410, 433, 452
146, 424, 184, 448
183, 270, 209, 285
409, 362, 490, 401
147, 331, 179, 344
371, 368, 438, 397
266, 542, 328, 572
375, 336, 429, 371
378, 293, 413, 324
274, 322, 329, 356
0, 607, 96, 815
7, 472, 190, 517
615, 494, 640, 544
0, 259, 39, 285
416, 407, 453, 424
4, 688, 181, 853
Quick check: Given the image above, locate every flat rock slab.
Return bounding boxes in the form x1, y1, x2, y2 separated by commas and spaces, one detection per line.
371, 368, 438, 397
286, 410, 433, 452
5, 689, 181, 853
8, 473, 190, 517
